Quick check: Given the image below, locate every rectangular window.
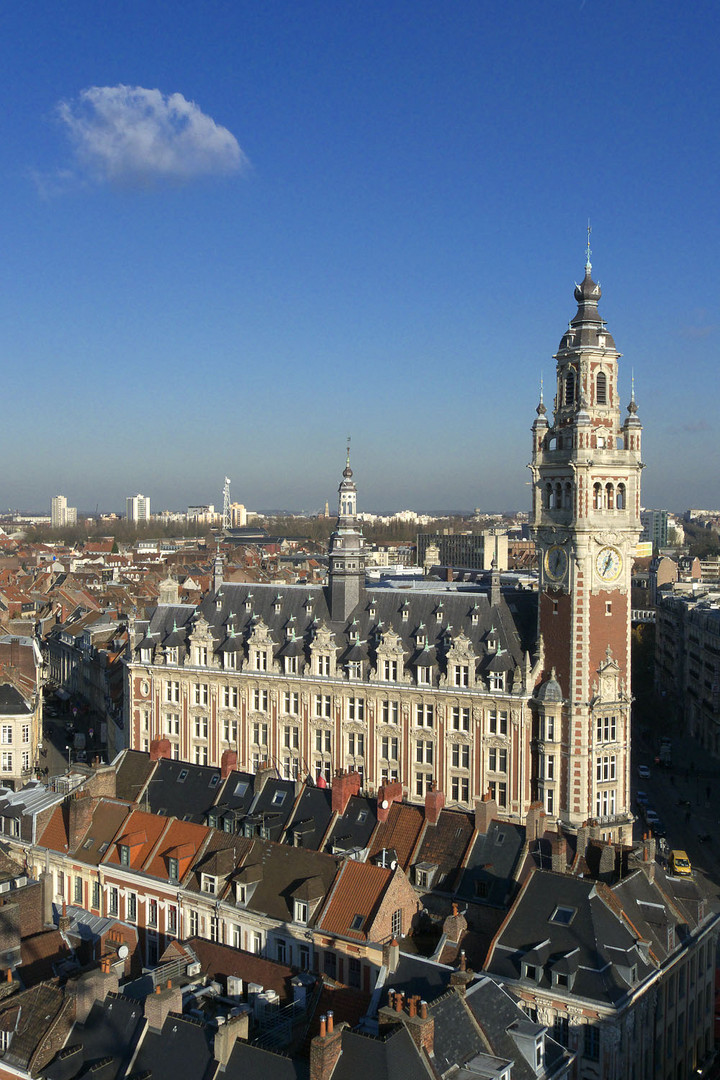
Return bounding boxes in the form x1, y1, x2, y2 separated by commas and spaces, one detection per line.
283, 691, 299, 715
382, 700, 399, 725
391, 908, 402, 937
489, 780, 507, 808
284, 655, 298, 675
148, 899, 158, 928
488, 709, 508, 735
109, 886, 119, 917
415, 771, 433, 797
223, 717, 238, 742
451, 743, 470, 768
189, 910, 198, 936
453, 664, 469, 687
209, 916, 219, 942
596, 755, 617, 781
489, 672, 506, 692
250, 930, 262, 955
194, 715, 208, 739
92, 880, 100, 910
167, 904, 177, 936
347, 697, 365, 721
223, 685, 238, 708
595, 788, 617, 817
451, 775, 470, 802
166, 681, 180, 702
415, 703, 434, 727
2, 752, 14, 773
383, 659, 398, 681
74, 876, 83, 904
452, 707, 470, 731
596, 715, 617, 742
253, 721, 268, 745
583, 1025, 600, 1062
127, 892, 137, 922
314, 694, 331, 718
119, 844, 130, 866
194, 683, 209, 706
316, 655, 330, 676
194, 745, 208, 765
196, 645, 208, 666
165, 713, 180, 736
255, 650, 268, 672
224, 652, 237, 670
348, 732, 365, 756
415, 739, 433, 764
315, 728, 332, 753
21, 724, 30, 744
252, 688, 269, 712
284, 725, 299, 749
0, 726, 12, 745
21, 750, 30, 772
381, 735, 399, 760
545, 753, 554, 780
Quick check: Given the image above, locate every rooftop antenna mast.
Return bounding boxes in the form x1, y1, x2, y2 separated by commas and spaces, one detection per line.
222, 477, 231, 532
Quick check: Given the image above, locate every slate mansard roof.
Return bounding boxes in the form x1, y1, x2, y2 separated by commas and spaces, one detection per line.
133, 578, 539, 683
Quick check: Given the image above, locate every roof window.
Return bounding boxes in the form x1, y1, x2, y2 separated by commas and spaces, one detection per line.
177, 769, 189, 783
271, 790, 287, 806
350, 914, 364, 931
209, 774, 220, 788
550, 905, 576, 925
233, 781, 249, 798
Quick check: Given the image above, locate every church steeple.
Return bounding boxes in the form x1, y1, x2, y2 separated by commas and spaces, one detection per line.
327, 440, 366, 621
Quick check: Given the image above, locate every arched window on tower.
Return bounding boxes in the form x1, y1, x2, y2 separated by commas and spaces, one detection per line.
555, 483, 563, 509
564, 369, 576, 406
544, 483, 553, 509
606, 483, 615, 510
564, 482, 573, 510
596, 371, 607, 405
593, 483, 603, 511
616, 483, 626, 510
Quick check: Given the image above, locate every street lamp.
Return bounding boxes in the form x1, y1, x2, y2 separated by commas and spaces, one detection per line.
65, 745, 72, 771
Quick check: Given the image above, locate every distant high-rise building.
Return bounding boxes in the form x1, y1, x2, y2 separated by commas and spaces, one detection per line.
126, 494, 151, 523
230, 502, 247, 528
51, 495, 77, 529
640, 508, 668, 552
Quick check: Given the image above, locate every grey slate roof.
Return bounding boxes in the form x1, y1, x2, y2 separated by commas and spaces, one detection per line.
129, 1012, 214, 1080
332, 1025, 430, 1080
143, 757, 223, 823
0, 683, 31, 714
135, 578, 538, 681
383, 952, 455, 1003
283, 785, 333, 849
455, 821, 525, 906
45, 993, 145, 1080
325, 794, 377, 855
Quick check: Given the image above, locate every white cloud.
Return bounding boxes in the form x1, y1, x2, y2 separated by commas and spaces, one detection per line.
56, 85, 248, 184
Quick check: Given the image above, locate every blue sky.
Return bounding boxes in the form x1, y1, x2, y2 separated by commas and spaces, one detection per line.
1, 1, 718, 515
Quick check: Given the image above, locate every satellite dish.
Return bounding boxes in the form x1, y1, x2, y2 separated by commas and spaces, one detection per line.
117, 944, 129, 960
381, 799, 389, 809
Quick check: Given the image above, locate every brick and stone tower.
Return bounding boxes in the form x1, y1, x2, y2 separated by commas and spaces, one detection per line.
530, 248, 642, 841
327, 442, 366, 621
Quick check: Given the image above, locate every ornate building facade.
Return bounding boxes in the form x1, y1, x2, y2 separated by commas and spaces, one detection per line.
127, 257, 640, 839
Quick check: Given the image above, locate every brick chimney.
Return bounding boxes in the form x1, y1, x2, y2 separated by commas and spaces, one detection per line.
331, 769, 362, 815
213, 1009, 249, 1065
382, 937, 400, 974
220, 749, 237, 780
525, 801, 545, 840
424, 785, 445, 825
641, 835, 657, 883
403, 999, 435, 1057
377, 781, 403, 823
474, 792, 497, 835
449, 950, 474, 995
149, 738, 172, 762
576, 824, 591, 859
309, 1013, 345, 1080
442, 902, 467, 944
70, 962, 119, 1024
68, 791, 96, 852
254, 763, 276, 795
550, 832, 566, 874
144, 982, 182, 1032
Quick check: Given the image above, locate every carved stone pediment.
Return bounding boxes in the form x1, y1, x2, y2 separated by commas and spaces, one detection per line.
311, 621, 337, 652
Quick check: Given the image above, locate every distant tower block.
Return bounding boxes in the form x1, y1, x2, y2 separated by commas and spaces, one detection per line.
223, 477, 231, 532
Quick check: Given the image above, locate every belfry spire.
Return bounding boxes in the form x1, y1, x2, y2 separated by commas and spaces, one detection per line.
327, 442, 366, 621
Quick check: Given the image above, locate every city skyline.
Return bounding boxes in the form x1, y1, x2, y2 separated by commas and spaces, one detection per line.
2, 3, 719, 513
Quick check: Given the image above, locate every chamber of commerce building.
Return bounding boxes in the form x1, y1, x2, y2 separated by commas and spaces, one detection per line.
127, 255, 643, 842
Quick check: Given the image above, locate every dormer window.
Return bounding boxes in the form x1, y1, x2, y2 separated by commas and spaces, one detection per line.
236, 883, 247, 905
401, 605, 409, 622
224, 652, 237, 670
294, 899, 308, 924
255, 649, 268, 672
522, 962, 540, 983
347, 661, 362, 679
489, 671, 506, 692
274, 595, 283, 613
245, 595, 253, 611
201, 873, 217, 895
195, 645, 208, 666
168, 857, 179, 883
285, 655, 299, 675
166, 646, 178, 665
140, 648, 152, 664
119, 844, 130, 866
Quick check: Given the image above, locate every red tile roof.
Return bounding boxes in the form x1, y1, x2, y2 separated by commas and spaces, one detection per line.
143, 818, 210, 880
37, 804, 69, 853
102, 808, 168, 871
317, 859, 391, 940
368, 802, 425, 870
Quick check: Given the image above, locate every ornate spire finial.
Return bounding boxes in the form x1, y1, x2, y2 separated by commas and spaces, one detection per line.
343, 435, 353, 478
536, 373, 546, 417
627, 368, 638, 415
585, 219, 592, 272
346, 435, 351, 467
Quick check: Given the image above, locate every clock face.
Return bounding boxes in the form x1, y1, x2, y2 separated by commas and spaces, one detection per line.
596, 546, 622, 582
544, 545, 568, 582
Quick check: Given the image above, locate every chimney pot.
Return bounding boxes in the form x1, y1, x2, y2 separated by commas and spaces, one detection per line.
327, 1011, 333, 1033
419, 1001, 428, 1019
319, 1015, 326, 1038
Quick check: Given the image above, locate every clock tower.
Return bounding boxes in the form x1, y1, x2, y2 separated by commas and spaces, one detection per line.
530, 249, 642, 842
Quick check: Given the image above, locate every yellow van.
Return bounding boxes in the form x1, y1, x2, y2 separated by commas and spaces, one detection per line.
670, 850, 692, 877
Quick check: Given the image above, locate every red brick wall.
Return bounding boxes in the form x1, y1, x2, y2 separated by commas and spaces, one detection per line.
588, 591, 629, 682
539, 591, 572, 696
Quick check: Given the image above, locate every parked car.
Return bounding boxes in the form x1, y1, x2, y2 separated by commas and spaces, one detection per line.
644, 808, 660, 826
670, 850, 692, 876
635, 790, 649, 807
651, 820, 668, 839
637, 764, 651, 780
